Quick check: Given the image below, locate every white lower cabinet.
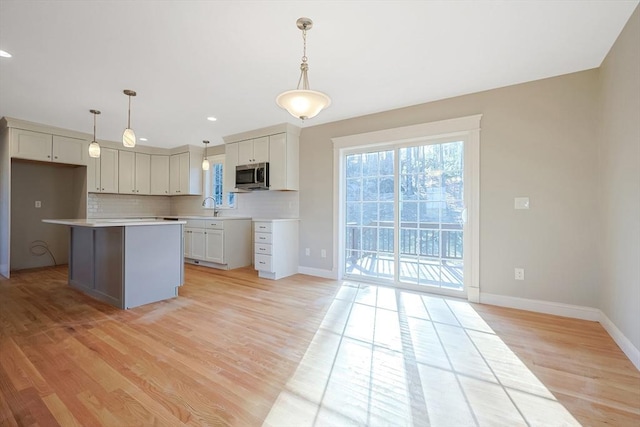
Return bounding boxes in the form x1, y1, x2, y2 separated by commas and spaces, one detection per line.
253, 219, 298, 280
182, 218, 251, 270
205, 229, 224, 264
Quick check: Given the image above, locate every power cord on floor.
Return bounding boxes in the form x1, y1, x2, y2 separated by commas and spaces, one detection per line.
29, 240, 57, 266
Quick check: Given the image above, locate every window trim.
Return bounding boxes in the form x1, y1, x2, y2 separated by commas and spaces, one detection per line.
203, 154, 236, 209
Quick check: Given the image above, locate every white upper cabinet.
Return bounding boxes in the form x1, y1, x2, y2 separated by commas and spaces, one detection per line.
150, 155, 170, 195
169, 152, 201, 195
52, 135, 85, 165
10, 129, 86, 165
88, 156, 101, 193
223, 124, 300, 192
134, 152, 150, 194
268, 132, 299, 191
99, 148, 119, 193
119, 151, 150, 194
238, 136, 269, 164
224, 143, 239, 193
119, 151, 136, 194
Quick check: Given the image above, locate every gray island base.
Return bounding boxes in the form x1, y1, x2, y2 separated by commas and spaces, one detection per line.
43, 219, 186, 309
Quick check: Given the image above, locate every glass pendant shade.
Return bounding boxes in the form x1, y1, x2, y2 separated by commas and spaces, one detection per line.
276, 18, 330, 120
202, 158, 210, 171
88, 141, 101, 158
276, 89, 331, 120
123, 128, 136, 148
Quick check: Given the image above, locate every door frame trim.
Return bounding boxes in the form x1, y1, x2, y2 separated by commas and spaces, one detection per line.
332, 114, 482, 302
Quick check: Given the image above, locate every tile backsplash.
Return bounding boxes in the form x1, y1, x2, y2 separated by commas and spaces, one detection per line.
170, 191, 299, 219
88, 191, 299, 219
88, 193, 171, 218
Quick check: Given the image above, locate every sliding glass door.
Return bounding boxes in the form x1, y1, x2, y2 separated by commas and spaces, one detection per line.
344, 139, 465, 294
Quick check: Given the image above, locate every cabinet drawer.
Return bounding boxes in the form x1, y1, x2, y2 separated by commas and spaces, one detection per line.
255, 232, 272, 244
185, 219, 205, 228
254, 243, 272, 255
206, 221, 224, 230
254, 222, 272, 233
255, 254, 273, 272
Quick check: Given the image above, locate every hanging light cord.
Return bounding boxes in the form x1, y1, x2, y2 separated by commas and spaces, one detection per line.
93, 111, 97, 140
297, 24, 310, 90
127, 94, 132, 128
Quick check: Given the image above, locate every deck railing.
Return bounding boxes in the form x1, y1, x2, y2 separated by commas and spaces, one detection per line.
346, 221, 463, 260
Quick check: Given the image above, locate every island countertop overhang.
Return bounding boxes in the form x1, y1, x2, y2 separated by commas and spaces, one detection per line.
43, 219, 187, 227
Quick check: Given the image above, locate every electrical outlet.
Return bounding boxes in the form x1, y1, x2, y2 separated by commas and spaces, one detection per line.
515, 268, 525, 281
35, 201, 41, 208
305, 248, 310, 256
321, 249, 327, 258
514, 197, 530, 210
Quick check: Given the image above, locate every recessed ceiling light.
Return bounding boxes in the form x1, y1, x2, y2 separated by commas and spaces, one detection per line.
207, 116, 217, 122
139, 137, 148, 141
0, 50, 12, 58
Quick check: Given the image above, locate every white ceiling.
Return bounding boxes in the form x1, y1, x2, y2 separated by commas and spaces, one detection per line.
0, 1, 637, 148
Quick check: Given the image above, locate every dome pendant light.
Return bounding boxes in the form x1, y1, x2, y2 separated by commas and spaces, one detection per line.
202, 140, 210, 171
276, 17, 331, 120
122, 89, 137, 148
88, 109, 101, 158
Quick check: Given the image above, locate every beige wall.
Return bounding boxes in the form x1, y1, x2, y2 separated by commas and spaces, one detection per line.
599, 6, 640, 351
300, 69, 601, 307
10, 160, 86, 270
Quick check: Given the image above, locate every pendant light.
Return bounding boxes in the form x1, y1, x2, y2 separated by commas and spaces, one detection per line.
276, 17, 331, 120
88, 109, 101, 158
202, 140, 210, 170
122, 89, 137, 147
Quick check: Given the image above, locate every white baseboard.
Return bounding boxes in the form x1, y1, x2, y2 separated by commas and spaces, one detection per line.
599, 311, 640, 371
480, 292, 639, 371
480, 293, 601, 321
297, 266, 337, 280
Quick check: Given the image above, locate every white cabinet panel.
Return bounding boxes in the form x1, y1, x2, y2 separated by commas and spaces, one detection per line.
253, 137, 269, 163
253, 220, 298, 280
11, 129, 52, 162
135, 153, 150, 195
205, 229, 224, 263
11, 129, 87, 166
181, 218, 251, 270
52, 135, 86, 165
169, 152, 201, 195
255, 254, 273, 273
224, 143, 239, 193
191, 228, 206, 260
119, 150, 136, 194
150, 155, 170, 195
88, 156, 101, 193
99, 148, 119, 193
184, 229, 193, 258
268, 133, 298, 191
238, 136, 269, 164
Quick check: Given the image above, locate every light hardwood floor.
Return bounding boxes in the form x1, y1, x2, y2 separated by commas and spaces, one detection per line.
1, 265, 638, 426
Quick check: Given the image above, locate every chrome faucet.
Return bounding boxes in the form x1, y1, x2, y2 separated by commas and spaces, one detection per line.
201, 197, 219, 216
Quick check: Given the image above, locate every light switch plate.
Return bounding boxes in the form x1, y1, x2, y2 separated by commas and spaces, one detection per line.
514, 197, 530, 210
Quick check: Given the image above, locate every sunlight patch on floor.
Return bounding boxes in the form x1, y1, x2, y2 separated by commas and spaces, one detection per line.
263, 282, 580, 426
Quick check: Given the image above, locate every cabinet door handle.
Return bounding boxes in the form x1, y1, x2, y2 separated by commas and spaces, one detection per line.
54, 156, 58, 159
47, 155, 51, 158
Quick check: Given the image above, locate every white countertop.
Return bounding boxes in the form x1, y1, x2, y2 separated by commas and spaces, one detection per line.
43, 219, 187, 227
252, 218, 300, 222
162, 215, 252, 220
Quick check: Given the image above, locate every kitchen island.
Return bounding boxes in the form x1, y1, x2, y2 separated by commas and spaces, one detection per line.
43, 219, 186, 309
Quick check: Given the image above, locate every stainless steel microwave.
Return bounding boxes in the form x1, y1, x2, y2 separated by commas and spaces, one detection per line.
235, 162, 269, 190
